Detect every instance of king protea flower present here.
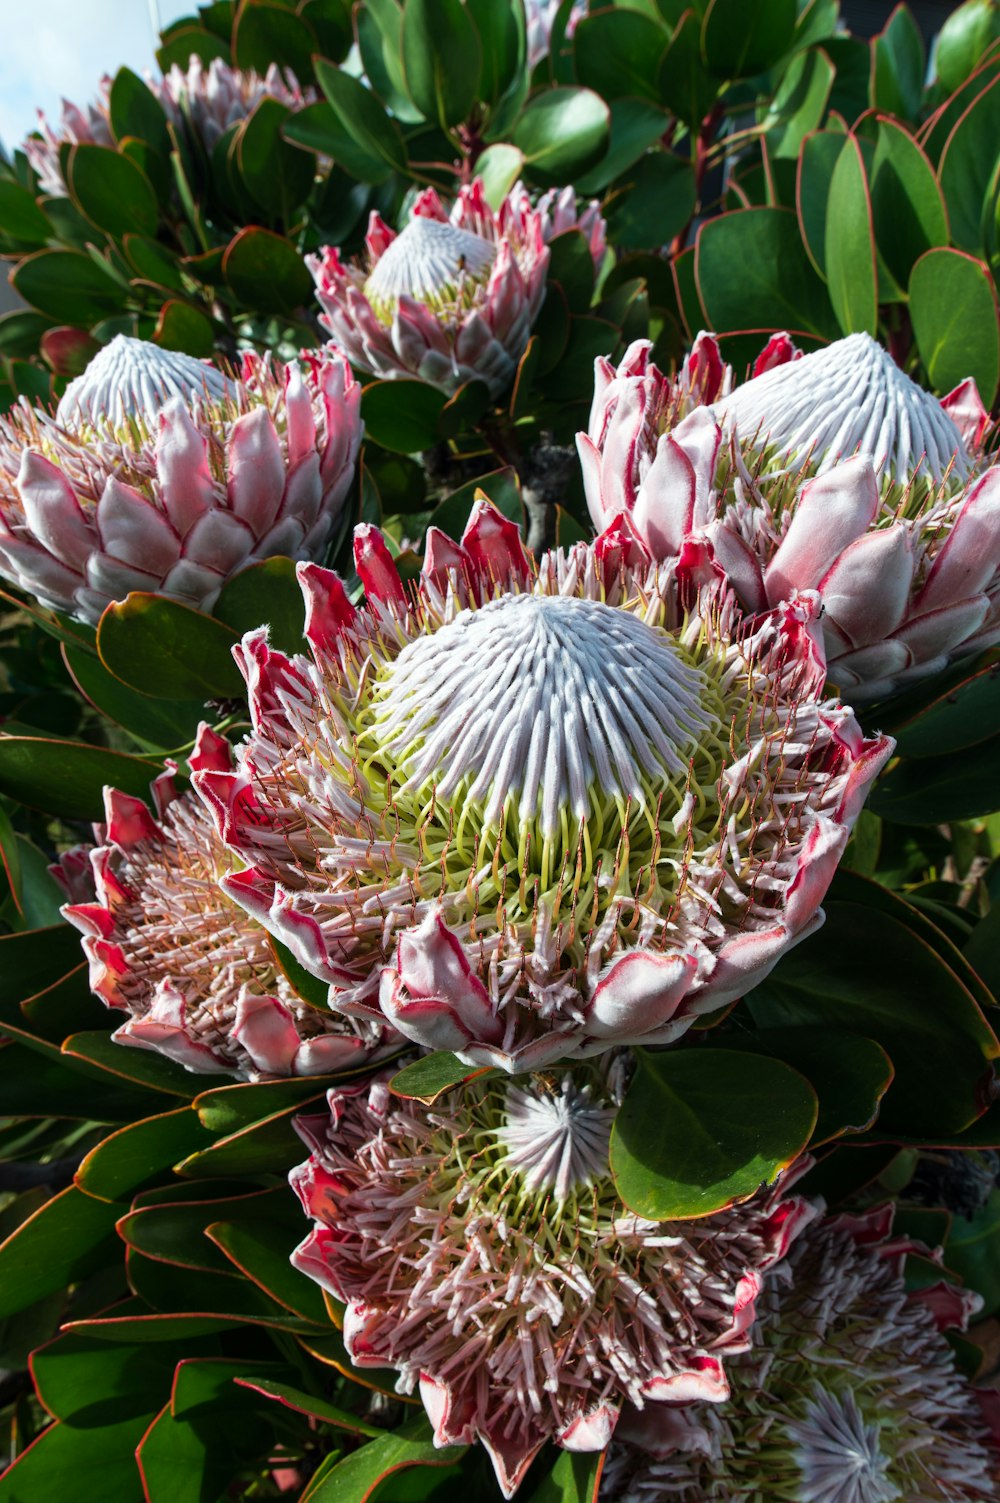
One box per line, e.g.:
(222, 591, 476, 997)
(580, 336, 1000, 702)
(58, 725, 393, 1078)
(192, 500, 891, 1072)
(289, 1066, 818, 1496)
(22, 77, 115, 196)
(308, 180, 551, 397)
(156, 55, 316, 152)
(605, 1207, 1000, 1501)
(0, 337, 361, 624)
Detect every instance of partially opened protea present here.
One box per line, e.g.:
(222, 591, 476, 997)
(604, 1208, 1000, 1500)
(0, 337, 362, 624)
(22, 78, 115, 195)
(579, 336, 1000, 701)
(58, 726, 393, 1079)
(307, 180, 551, 396)
(157, 55, 316, 151)
(290, 1065, 818, 1496)
(193, 501, 891, 1071)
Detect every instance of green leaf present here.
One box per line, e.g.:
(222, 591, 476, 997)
(401, 0, 482, 127)
(177, 1101, 321, 1178)
(77, 1108, 216, 1202)
(573, 8, 669, 101)
(109, 67, 171, 156)
(269, 935, 330, 1009)
(945, 1188, 1000, 1316)
(824, 134, 877, 335)
(475, 143, 526, 209)
(868, 116, 949, 294)
(528, 1450, 603, 1503)
(658, 10, 717, 131)
(604, 151, 696, 252)
(361, 379, 448, 453)
(0, 736, 159, 820)
(389, 1051, 499, 1104)
(97, 593, 242, 700)
(938, 70, 1000, 252)
(32, 1329, 206, 1424)
(796, 128, 846, 277)
(119, 1188, 289, 1275)
(747, 900, 1000, 1138)
(0, 1187, 121, 1319)
(695, 206, 838, 339)
(909, 246, 1000, 403)
(62, 642, 203, 751)
(725, 1026, 894, 1144)
(233, 1, 316, 78)
(428, 466, 524, 536)
(314, 60, 408, 176)
(193, 1073, 349, 1135)
(965, 905, 1000, 1002)
(12, 250, 128, 325)
(356, 0, 422, 124)
(512, 88, 611, 187)
(151, 298, 215, 357)
(233, 1376, 384, 1436)
(303, 1416, 466, 1502)
(465, 0, 523, 104)
(437, 378, 492, 439)
(0, 309, 56, 357)
(575, 99, 671, 196)
(701, 0, 796, 78)
(935, 0, 1000, 96)
(213, 556, 306, 655)
(870, 727, 1000, 824)
(885, 647, 1000, 758)
(0, 1417, 150, 1503)
(0, 180, 52, 244)
(62, 1029, 201, 1098)
(763, 45, 836, 161)
(136, 1401, 242, 1503)
(610, 1048, 818, 1219)
(871, 3, 925, 120)
(222, 226, 314, 316)
(66, 144, 158, 238)
(156, 24, 230, 72)
(206, 1219, 328, 1321)
(127, 1251, 314, 1330)
(237, 99, 315, 218)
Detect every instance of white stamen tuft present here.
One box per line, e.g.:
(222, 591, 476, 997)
(714, 332, 969, 483)
(364, 217, 496, 307)
(57, 334, 233, 426)
(372, 593, 715, 836)
(787, 1388, 900, 1503)
(496, 1077, 616, 1202)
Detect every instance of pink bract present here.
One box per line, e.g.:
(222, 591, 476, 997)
(289, 1067, 818, 1497)
(192, 499, 891, 1072)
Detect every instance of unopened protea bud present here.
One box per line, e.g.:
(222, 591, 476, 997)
(22, 78, 115, 196)
(604, 1208, 1000, 1501)
(290, 1066, 818, 1497)
(60, 726, 394, 1078)
(308, 180, 553, 397)
(156, 55, 316, 152)
(0, 336, 362, 624)
(192, 502, 891, 1072)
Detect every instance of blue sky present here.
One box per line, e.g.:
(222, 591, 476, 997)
(0, 0, 194, 155)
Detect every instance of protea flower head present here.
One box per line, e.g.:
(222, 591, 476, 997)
(579, 335, 1000, 702)
(58, 725, 393, 1078)
(713, 331, 974, 485)
(192, 501, 891, 1072)
(0, 337, 362, 624)
(156, 55, 316, 152)
(510, 181, 607, 272)
(289, 1065, 818, 1496)
(22, 77, 114, 196)
(307, 180, 550, 397)
(603, 1207, 1000, 1501)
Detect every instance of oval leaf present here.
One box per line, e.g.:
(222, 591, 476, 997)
(401, 0, 482, 127)
(909, 246, 1000, 402)
(97, 593, 243, 701)
(824, 133, 877, 335)
(512, 88, 610, 186)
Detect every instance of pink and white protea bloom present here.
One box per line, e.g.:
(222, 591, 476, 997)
(0, 337, 361, 624)
(510, 181, 606, 271)
(308, 180, 550, 397)
(22, 78, 114, 196)
(289, 1066, 818, 1497)
(713, 331, 974, 485)
(604, 1207, 1000, 1501)
(193, 501, 892, 1072)
(156, 55, 316, 152)
(58, 726, 393, 1079)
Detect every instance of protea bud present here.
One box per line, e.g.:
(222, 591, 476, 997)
(60, 726, 394, 1079)
(290, 1066, 818, 1497)
(157, 56, 316, 152)
(193, 503, 891, 1072)
(604, 1208, 1000, 1501)
(22, 78, 115, 196)
(0, 337, 362, 624)
(307, 180, 551, 397)
(714, 331, 973, 485)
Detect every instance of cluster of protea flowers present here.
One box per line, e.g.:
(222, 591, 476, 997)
(191, 499, 891, 1071)
(308, 178, 602, 396)
(602, 1207, 1000, 1500)
(290, 1065, 817, 1494)
(55, 725, 393, 1079)
(0, 335, 362, 623)
(579, 332, 1000, 701)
